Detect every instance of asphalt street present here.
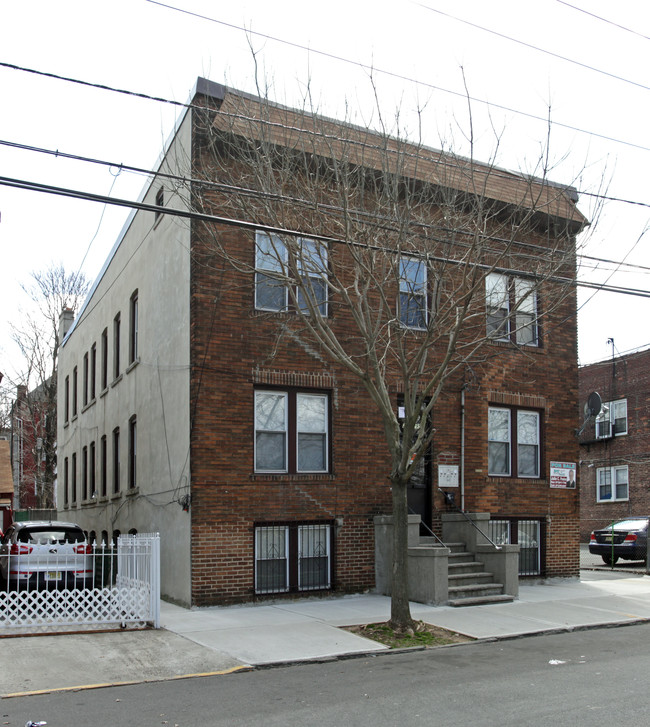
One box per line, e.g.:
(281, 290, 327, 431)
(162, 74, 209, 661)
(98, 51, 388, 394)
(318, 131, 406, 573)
(4, 622, 650, 727)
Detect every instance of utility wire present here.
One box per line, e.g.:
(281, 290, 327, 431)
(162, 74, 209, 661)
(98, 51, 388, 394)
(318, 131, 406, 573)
(5, 137, 650, 277)
(2, 171, 650, 299)
(556, 0, 650, 42)
(414, 1, 650, 93)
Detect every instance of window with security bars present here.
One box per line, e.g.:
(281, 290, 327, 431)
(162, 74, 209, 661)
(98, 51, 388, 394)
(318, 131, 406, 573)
(488, 517, 543, 576)
(254, 523, 332, 594)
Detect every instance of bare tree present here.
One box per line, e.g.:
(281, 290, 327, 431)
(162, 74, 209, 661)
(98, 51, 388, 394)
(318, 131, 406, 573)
(187, 83, 590, 631)
(9, 265, 89, 509)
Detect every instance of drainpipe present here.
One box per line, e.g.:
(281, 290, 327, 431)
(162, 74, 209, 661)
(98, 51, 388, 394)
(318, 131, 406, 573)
(460, 385, 466, 512)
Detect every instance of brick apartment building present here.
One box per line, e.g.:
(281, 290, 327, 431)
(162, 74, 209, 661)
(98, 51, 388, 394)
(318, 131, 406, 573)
(579, 347, 650, 541)
(57, 78, 586, 607)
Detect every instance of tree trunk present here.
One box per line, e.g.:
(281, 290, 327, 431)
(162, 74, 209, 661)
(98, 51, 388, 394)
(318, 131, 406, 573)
(389, 474, 415, 632)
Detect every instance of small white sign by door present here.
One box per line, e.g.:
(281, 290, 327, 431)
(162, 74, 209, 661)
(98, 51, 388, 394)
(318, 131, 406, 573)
(438, 464, 459, 487)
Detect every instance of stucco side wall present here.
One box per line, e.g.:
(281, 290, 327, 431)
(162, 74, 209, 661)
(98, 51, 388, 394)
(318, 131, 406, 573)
(57, 111, 193, 605)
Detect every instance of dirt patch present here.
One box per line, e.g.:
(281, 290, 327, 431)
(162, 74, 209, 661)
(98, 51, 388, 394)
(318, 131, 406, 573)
(343, 621, 473, 649)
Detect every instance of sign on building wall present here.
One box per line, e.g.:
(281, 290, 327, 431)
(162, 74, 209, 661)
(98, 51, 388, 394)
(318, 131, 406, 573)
(550, 461, 577, 489)
(438, 464, 459, 488)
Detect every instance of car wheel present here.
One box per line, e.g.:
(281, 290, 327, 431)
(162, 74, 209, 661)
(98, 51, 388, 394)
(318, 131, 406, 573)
(602, 554, 619, 566)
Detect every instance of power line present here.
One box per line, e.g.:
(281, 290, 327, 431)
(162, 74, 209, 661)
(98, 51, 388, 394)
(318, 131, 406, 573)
(414, 2, 650, 93)
(2, 171, 650, 299)
(556, 1, 650, 42)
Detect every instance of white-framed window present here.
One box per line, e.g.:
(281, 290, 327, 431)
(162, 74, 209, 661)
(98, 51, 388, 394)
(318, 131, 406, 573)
(254, 390, 329, 473)
(597, 465, 629, 502)
(488, 406, 540, 478)
(254, 523, 332, 594)
(399, 256, 427, 329)
(486, 273, 539, 346)
(486, 273, 510, 340)
(596, 399, 627, 439)
(255, 231, 328, 315)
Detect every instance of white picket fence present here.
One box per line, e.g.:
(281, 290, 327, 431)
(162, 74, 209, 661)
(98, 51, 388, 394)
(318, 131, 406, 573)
(0, 533, 160, 632)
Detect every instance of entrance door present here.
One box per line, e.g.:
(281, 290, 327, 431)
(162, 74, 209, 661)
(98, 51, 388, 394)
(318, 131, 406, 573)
(407, 448, 432, 531)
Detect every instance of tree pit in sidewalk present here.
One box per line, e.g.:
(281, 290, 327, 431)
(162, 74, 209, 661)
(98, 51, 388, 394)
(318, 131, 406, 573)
(343, 620, 473, 649)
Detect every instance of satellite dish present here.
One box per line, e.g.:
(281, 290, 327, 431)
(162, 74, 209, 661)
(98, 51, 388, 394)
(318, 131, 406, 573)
(585, 392, 602, 418)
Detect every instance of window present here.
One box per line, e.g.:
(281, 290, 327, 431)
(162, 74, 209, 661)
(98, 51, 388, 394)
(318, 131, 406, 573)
(82, 446, 88, 501)
(64, 375, 70, 423)
(101, 328, 108, 391)
(155, 186, 164, 224)
(128, 416, 137, 489)
(488, 518, 543, 576)
(72, 366, 78, 416)
(71, 452, 77, 504)
(83, 352, 89, 407)
(488, 406, 540, 478)
(100, 435, 107, 498)
(112, 427, 120, 494)
(596, 399, 627, 439)
(399, 256, 427, 329)
(486, 273, 539, 346)
(254, 390, 329, 473)
(254, 523, 332, 594)
(89, 440, 96, 499)
(129, 291, 139, 364)
(64, 456, 69, 507)
(255, 231, 328, 314)
(90, 343, 97, 400)
(113, 314, 121, 379)
(597, 465, 629, 502)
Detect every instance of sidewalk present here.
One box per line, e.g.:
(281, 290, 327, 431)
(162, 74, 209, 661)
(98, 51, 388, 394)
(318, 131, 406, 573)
(3, 569, 650, 697)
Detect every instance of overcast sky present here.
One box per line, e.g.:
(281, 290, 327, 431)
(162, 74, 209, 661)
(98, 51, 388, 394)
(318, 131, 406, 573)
(1, 0, 649, 386)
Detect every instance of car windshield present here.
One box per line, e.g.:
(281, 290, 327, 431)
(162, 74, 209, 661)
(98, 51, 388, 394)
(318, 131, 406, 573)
(18, 527, 85, 544)
(602, 519, 648, 532)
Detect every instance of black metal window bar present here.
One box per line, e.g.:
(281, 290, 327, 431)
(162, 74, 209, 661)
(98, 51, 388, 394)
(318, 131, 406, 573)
(487, 518, 543, 576)
(255, 522, 332, 595)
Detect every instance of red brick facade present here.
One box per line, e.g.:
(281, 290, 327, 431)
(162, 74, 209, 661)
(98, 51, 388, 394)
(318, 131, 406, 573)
(579, 348, 650, 541)
(178, 82, 585, 605)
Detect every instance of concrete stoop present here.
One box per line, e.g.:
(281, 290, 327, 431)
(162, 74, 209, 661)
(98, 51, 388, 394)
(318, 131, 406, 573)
(445, 541, 514, 607)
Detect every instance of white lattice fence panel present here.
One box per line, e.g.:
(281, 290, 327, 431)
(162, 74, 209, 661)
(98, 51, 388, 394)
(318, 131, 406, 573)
(0, 585, 152, 628)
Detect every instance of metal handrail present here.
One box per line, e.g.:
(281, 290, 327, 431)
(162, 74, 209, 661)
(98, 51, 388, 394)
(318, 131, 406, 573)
(408, 508, 446, 546)
(438, 489, 502, 550)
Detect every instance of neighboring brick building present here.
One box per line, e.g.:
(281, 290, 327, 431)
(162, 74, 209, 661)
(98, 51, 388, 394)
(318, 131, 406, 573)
(579, 347, 650, 541)
(57, 78, 586, 607)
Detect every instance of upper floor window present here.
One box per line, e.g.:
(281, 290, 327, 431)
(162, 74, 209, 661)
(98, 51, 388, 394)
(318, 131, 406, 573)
(399, 256, 427, 329)
(83, 352, 89, 407)
(488, 406, 541, 478)
(101, 328, 108, 391)
(486, 273, 539, 346)
(90, 343, 97, 400)
(112, 427, 120, 494)
(255, 231, 328, 315)
(596, 399, 627, 439)
(597, 465, 628, 502)
(254, 389, 329, 473)
(155, 186, 164, 225)
(113, 313, 121, 379)
(72, 366, 78, 417)
(64, 375, 70, 423)
(129, 291, 139, 364)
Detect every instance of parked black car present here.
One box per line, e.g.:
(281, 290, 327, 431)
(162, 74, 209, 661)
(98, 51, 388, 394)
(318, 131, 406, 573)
(589, 517, 649, 565)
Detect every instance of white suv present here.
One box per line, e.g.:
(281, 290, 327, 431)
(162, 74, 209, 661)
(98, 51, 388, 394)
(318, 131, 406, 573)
(0, 521, 93, 591)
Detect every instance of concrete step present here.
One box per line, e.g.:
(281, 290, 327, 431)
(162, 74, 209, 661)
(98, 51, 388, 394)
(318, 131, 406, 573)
(447, 552, 478, 565)
(448, 583, 505, 599)
(448, 560, 485, 572)
(448, 571, 495, 587)
(448, 594, 515, 607)
(443, 542, 467, 554)
(418, 536, 445, 547)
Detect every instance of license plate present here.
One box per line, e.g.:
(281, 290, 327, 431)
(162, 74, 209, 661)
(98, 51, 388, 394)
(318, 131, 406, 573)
(45, 571, 62, 581)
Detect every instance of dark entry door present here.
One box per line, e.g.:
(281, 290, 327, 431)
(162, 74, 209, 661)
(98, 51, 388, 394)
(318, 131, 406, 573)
(407, 449, 432, 530)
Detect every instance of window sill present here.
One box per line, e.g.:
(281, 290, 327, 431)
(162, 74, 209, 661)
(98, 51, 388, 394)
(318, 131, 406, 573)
(111, 374, 123, 388)
(126, 359, 140, 375)
(487, 476, 547, 485)
(100, 387, 109, 398)
(110, 491, 122, 500)
(81, 399, 96, 414)
(250, 473, 336, 482)
(126, 486, 139, 497)
(488, 339, 544, 353)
